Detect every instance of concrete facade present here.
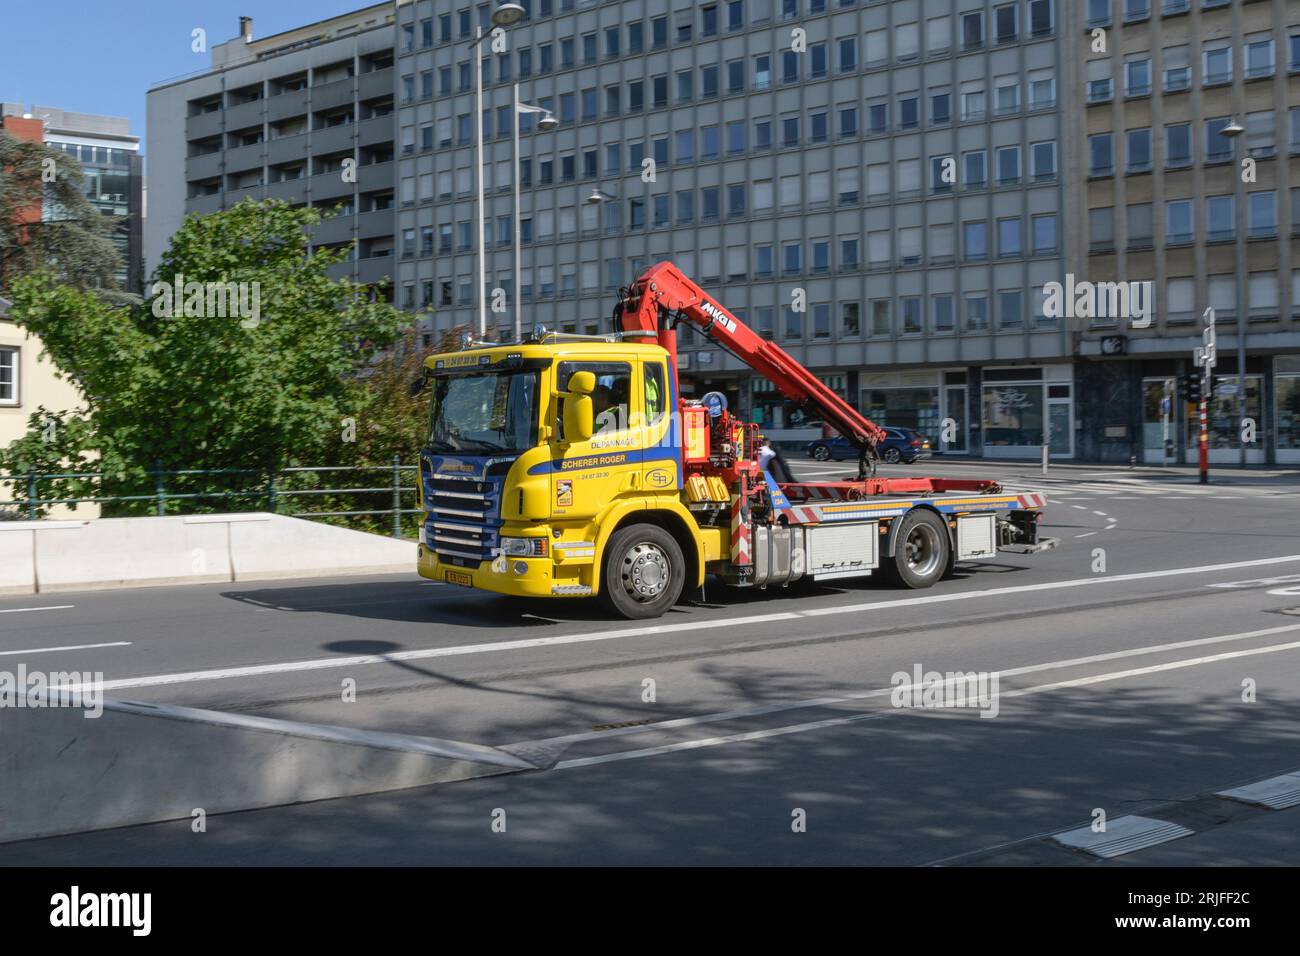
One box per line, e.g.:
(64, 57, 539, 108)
(145, 6, 399, 288)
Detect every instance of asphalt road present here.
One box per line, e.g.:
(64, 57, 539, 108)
(4, 460, 1300, 865)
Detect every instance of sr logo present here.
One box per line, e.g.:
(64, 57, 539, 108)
(646, 468, 674, 488)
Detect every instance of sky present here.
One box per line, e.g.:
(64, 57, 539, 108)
(0, 0, 373, 153)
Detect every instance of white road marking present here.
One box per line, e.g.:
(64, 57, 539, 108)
(1074, 532, 1097, 539)
(66, 612, 804, 693)
(0, 640, 130, 657)
(0, 605, 75, 615)
(551, 636, 1300, 770)
(60, 553, 1300, 693)
(527, 621, 1300, 749)
(800, 554, 1300, 618)
(554, 713, 893, 769)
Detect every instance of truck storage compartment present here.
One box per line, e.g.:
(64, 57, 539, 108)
(956, 513, 997, 560)
(804, 522, 879, 580)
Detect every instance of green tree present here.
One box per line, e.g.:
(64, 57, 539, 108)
(0, 130, 122, 293)
(0, 199, 407, 515)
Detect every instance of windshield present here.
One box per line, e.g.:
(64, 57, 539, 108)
(427, 370, 539, 455)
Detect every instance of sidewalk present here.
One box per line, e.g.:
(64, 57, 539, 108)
(912, 456, 1300, 484)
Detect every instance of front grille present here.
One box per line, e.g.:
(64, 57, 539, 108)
(421, 457, 503, 565)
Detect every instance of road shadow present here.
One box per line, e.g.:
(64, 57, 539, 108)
(6, 680, 1300, 866)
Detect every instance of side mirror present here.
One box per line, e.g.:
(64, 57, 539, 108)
(559, 369, 596, 443)
(563, 395, 594, 443)
(409, 371, 428, 397)
(566, 370, 596, 395)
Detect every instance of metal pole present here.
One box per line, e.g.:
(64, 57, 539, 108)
(1236, 201, 1247, 470)
(391, 455, 403, 538)
(1040, 443, 1049, 477)
(26, 471, 37, 520)
(154, 459, 166, 516)
(512, 82, 522, 342)
(1199, 373, 1209, 485)
(475, 25, 487, 336)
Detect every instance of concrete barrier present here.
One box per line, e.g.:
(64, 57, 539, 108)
(0, 513, 416, 595)
(0, 693, 537, 844)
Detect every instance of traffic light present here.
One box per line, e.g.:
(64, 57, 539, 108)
(1183, 373, 1201, 405)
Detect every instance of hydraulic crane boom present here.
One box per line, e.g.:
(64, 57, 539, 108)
(616, 261, 889, 460)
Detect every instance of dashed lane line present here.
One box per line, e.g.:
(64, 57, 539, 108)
(0, 640, 131, 657)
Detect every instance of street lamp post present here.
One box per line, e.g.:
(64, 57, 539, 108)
(1220, 116, 1246, 468)
(470, 4, 526, 338)
(474, 24, 486, 336)
(512, 88, 556, 341)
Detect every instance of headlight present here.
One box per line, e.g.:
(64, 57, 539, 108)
(500, 536, 549, 557)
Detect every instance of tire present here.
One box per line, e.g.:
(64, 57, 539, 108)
(881, 447, 902, 464)
(811, 444, 831, 461)
(882, 509, 950, 590)
(597, 524, 686, 619)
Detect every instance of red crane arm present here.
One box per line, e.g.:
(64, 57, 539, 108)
(617, 261, 888, 450)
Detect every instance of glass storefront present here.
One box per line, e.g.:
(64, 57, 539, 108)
(1184, 374, 1264, 464)
(1277, 357, 1300, 464)
(863, 387, 940, 439)
(980, 366, 1074, 458)
(1141, 377, 1177, 464)
(860, 371, 966, 450)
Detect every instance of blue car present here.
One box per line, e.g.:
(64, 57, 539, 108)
(806, 427, 933, 464)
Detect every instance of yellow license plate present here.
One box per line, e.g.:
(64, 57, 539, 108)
(445, 570, 473, 588)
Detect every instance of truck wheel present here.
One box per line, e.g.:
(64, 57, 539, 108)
(598, 524, 686, 619)
(883, 510, 950, 589)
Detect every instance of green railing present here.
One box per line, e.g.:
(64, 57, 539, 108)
(0, 457, 422, 538)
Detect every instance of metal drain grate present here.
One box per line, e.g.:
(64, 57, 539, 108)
(1052, 815, 1194, 859)
(1217, 771, 1300, 810)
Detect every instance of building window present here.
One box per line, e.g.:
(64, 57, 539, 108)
(1163, 45, 1190, 91)
(1207, 195, 1234, 242)
(1166, 200, 1193, 245)
(871, 300, 892, 335)
(1088, 133, 1113, 176)
(963, 221, 988, 261)
(1203, 45, 1232, 86)
(1165, 123, 1191, 167)
(933, 295, 954, 332)
(1125, 58, 1151, 96)
(1245, 35, 1274, 79)
(1248, 191, 1277, 239)
(998, 217, 1022, 257)
(1031, 141, 1057, 180)
(0, 346, 17, 405)
(998, 290, 1024, 329)
(1205, 117, 1235, 163)
(1126, 128, 1152, 172)
(996, 146, 1020, 185)
(1032, 213, 1057, 254)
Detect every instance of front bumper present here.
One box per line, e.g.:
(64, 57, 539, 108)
(418, 544, 593, 598)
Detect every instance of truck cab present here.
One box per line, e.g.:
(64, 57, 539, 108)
(417, 337, 723, 617)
